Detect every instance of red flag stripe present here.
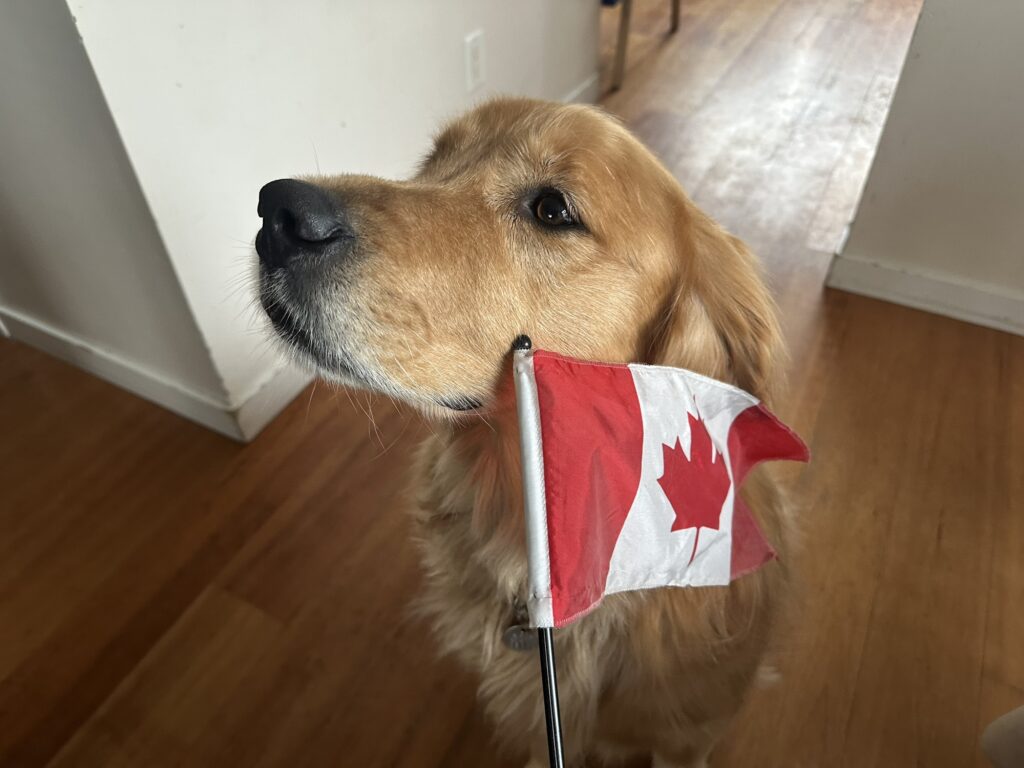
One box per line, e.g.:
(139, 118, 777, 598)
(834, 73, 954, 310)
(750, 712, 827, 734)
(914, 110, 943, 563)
(532, 351, 645, 627)
(726, 404, 810, 578)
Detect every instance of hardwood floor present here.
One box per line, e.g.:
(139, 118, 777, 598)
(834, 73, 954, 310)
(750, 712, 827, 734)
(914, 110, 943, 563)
(4, 0, 1021, 766)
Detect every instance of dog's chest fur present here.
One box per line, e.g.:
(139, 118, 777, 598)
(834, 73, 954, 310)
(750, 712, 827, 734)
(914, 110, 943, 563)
(409, 423, 618, 750)
(411, 423, 541, 669)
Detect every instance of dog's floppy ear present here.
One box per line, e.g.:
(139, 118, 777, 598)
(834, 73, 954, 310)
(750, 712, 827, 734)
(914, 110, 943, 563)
(645, 198, 782, 403)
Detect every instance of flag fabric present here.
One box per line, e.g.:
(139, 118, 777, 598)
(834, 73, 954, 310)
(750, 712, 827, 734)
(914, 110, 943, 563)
(513, 349, 809, 629)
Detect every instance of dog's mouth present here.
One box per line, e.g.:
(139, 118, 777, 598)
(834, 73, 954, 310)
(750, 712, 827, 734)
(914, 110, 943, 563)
(259, 281, 487, 416)
(260, 292, 315, 354)
(258, 285, 360, 383)
(437, 395, 485, 412)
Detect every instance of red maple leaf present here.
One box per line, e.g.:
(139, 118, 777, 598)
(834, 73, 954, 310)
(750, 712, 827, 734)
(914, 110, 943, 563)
(657, 412, 732, 565)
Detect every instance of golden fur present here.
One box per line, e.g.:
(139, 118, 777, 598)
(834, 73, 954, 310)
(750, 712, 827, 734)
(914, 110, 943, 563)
(259, 98, 792, 767)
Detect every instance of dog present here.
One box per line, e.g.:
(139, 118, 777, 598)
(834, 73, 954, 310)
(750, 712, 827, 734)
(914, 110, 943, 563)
(255, 97, 791, 767)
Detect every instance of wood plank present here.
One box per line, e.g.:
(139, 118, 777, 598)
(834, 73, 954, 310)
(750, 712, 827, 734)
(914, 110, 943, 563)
(972, 338, 1024, 767)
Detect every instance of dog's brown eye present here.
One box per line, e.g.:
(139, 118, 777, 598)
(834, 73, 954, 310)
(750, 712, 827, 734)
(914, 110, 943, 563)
(533, 193, 572, 227)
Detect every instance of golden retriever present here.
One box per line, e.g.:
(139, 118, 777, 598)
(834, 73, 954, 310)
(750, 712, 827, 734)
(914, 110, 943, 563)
(255, 97, 790, 767)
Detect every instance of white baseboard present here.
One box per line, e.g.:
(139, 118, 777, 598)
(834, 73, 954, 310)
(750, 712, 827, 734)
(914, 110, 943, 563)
(826, 255, 1024, 336)
(0, 306, 312, 441)
(234, 362, 313, 441)
(563, 71, 601, 104)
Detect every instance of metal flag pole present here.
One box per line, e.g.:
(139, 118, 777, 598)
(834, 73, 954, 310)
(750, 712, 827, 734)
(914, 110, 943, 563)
(510, 334, 566, 768)
(537, 626, 566, 768)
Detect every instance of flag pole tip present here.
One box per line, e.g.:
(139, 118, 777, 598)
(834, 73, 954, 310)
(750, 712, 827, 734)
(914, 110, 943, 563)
(511, 334, 533, 352)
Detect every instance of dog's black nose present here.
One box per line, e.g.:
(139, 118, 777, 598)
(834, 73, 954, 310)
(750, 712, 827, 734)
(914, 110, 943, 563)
(256, 179, 350, 270)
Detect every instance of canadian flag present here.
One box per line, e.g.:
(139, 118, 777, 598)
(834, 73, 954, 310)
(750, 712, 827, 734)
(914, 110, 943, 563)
(513, 349, 809, 628)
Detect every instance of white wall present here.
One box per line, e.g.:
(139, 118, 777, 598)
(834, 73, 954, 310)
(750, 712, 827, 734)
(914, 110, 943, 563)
(0, 0, 600, 439)
(0, 0, 230, 423)
(68, 0, 600, 419)
(828, 0, 1024, 335)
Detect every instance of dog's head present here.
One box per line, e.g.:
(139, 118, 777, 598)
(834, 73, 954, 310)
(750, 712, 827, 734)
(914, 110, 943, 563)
(255, 98, 780, 416)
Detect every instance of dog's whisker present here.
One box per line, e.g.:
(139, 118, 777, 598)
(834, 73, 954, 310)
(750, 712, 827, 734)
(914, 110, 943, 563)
(303, 377, 319, 426)
(363, 391, 387, 450)
(370, 410, 411, 460)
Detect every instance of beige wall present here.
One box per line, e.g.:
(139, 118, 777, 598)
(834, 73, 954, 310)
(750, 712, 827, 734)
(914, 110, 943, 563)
(828, 0, 1024, 335)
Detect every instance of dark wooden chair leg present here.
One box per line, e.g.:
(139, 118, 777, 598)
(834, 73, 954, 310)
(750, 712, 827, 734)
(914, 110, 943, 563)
(612, 0, 633, 91)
